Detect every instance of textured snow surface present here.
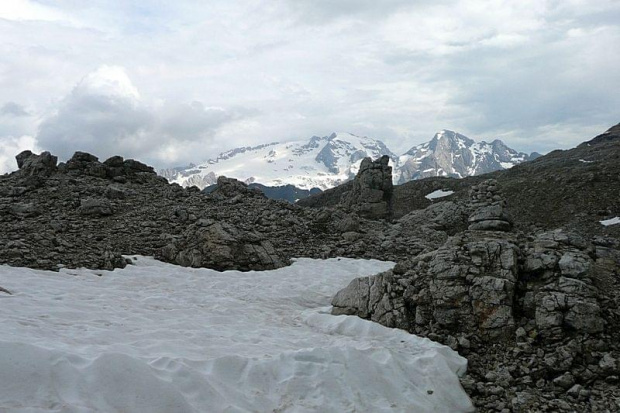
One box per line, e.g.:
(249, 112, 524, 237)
(425, 189, 455, 200)
(0, 257, 473, 413)
(600, 217, 620, 226)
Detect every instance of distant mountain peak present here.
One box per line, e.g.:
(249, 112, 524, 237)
(159, 130, 534, 190)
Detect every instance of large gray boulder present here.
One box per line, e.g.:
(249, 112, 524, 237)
(159, 220, 287, 271)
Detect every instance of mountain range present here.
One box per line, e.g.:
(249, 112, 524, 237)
(159, 130, 541, 190)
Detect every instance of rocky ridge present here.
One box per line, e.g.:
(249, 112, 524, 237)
(0, 150, 441, 273)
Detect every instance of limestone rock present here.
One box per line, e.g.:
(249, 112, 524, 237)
(159, 221, 287, 271)
(341, 155, 393, 219)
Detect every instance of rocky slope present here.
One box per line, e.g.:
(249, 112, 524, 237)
(0, 150, 439, 272)
(159, 130, 535, 190)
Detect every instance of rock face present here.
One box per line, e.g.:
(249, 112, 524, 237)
(332, 179, 609, 343)
(15, 150, 58, 177)
(396, 130, 539, 183)
(160, 220, 286, 271)
(341, 155, 393, 219)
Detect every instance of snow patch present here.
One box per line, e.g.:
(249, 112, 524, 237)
(0, 257, 473, 413)
(600, 217, 620, 226)
(425, 189, 455, 200)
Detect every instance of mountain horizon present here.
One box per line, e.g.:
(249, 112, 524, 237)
(159, 129, 541, 190)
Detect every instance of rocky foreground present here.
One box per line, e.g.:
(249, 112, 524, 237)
(1, 124, 619, 412)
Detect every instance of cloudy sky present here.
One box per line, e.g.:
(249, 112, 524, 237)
(0, 0, 619, 172)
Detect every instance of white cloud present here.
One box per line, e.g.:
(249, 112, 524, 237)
(0, 0, 618, 168)
(0, 0, 68, 22)
(36, 66, 254, 166)
(0, 135, 39, 173)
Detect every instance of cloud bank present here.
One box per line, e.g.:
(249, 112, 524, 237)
(0, 0, 618, 173)
(36, 66, 254, 166)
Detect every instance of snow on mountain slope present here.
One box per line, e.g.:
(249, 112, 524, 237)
(395, 130, 539, 184)
(160, 132, 397, 191)
(159, 130, 537, 190)
(0, 256, 474, 412)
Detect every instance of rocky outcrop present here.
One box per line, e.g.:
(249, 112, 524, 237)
(332, 226, 619, 411)
(208, 176, 265, 200)
(159, 220, 287, 271)
(15, 150, 58, 177)
(341, 155, 393, 219)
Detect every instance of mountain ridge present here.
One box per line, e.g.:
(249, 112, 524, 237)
(159, 130, 540, 190)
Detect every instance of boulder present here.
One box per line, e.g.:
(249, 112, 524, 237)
(15, 150, 58, 177)
(209, 176, 265, 200)
(158, 221, 287, 271)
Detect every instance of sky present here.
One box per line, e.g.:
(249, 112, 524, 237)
(0, 0, 619, 173)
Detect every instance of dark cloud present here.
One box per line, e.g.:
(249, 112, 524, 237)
(0, 102, 30, 117)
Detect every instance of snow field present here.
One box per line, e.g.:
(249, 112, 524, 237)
(0, 257, 473, 412)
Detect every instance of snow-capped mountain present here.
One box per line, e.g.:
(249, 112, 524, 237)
(394, 130, 541, 184)
(160, 130, 539, 190)
(160, 132, 397, 190)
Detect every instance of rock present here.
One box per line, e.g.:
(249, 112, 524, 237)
(10, 202, 40, 217)
(558, 252, 590, 278)
(553, 372, 575, 389)
(123, 159, 155, 174)
(334, 214, 360, 233)
(468, 205, 513, 232)
(209, 176, 265, 200)
(158, 221, 287, 271)
(599, 353, 618, 374)
(468, 219, 512, 231)
(511, 391, 537, 412)
(341, 155, 393, 219)
(79, 198, 114, 216)
(104, 185, 127, 200)
(566, 384, 583, 398)
(15, 150, 58, 177)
